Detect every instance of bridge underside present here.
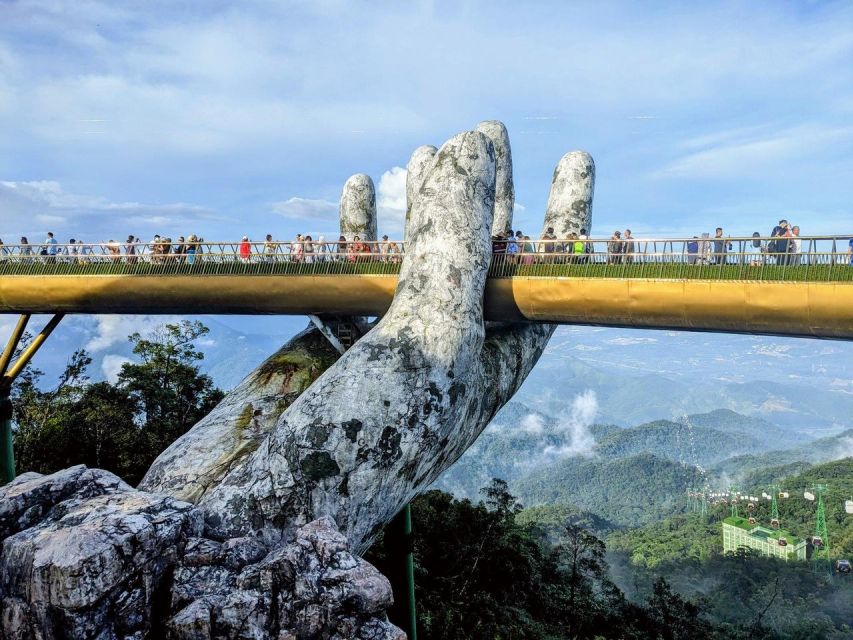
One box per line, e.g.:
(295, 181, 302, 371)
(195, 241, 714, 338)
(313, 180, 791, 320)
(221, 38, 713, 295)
(1, 275, 851, 339)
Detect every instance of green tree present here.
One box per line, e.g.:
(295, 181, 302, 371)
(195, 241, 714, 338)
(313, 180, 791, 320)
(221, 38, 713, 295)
(117, 321, 224, 468)
(12, 347, 92, 474)
(12, 320, 224, 485)
(646, 576, 713, 640)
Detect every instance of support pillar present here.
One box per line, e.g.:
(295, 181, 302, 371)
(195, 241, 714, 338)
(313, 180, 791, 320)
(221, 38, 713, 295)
(0, 313, 64, 485)
(388, 504, 417, 640)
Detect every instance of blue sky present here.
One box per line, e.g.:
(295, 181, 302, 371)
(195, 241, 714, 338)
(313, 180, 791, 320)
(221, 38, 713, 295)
(1, 0, 852, 393)
(2, 0, 852, 245)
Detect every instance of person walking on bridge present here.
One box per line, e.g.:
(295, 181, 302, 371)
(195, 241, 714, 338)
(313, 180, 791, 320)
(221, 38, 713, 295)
(789, 226, 802, 266)
(712, 227, 731, 265)
(263, 234, 276, 263)
(623, 229, 636, 264)
(43, 232, 58, 262)
(239, 236, 251, 262)
(607, 231, 623, 264)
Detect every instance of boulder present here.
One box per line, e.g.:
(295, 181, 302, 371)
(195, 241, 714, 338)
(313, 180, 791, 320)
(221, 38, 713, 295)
(0, 469, 403, 640)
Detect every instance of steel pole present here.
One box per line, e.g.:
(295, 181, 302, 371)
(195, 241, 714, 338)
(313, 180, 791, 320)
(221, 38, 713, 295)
(0, 392, 14, 485)
(389, 503, 417, 639)
(403, 503, 417, 640)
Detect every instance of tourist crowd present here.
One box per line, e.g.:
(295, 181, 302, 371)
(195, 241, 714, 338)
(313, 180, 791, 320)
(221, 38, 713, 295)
(1, 221, 851, 265)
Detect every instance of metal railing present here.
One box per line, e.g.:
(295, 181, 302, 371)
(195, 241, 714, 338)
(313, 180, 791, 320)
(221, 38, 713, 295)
(0, 236, 850, 281)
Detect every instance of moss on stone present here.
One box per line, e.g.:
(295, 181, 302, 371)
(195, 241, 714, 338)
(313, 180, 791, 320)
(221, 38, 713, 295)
(235, 403, 254, 432)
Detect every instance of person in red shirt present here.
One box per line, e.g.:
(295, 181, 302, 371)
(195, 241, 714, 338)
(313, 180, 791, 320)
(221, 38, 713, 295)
(239, 236, 251, 262)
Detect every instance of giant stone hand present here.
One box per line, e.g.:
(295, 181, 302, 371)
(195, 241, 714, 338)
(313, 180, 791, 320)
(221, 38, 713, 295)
(0, 121, 595, 639)
(163, 125, 595, 553)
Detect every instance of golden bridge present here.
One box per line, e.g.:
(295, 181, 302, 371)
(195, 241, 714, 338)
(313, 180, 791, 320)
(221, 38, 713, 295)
(1, 235, 852, 483)
(1, 236, 851, 339)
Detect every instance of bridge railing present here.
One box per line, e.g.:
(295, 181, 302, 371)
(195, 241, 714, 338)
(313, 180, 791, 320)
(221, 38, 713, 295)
(0, 237, 850, 281)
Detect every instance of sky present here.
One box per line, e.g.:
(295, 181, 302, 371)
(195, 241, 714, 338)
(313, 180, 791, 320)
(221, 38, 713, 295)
(1, 0, 852, 395)
(1, 0, 852, 246)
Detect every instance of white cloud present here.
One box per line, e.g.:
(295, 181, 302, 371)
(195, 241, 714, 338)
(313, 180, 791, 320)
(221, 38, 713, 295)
(751, 344, 793, 358)
(377, 166, 407, 235)
(542, 390, 598, 458)
(519, 414, 545, 436)
(85, 315, 180, 352)
(0, 180, 219, 239)
(101, 354, 132, 383)
(606, 336, 659, 345)
(657, 124, 853, 180)
(272, 197, 338, 221)
(833, 436, 853, 460)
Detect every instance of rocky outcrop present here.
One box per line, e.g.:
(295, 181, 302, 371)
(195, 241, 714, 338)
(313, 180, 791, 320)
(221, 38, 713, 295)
(0, 467, 403, 640)
(475, 120, 514, 235)
(339, 174, 377, 242)
(168, 517, 403, 640)
(0, 466, 199, 640)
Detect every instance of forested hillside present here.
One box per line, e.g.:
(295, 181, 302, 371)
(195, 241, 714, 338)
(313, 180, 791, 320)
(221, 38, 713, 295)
(710, 429, 853, 481)
(515, 453, 698, 527)
(594, 419, 765, 466)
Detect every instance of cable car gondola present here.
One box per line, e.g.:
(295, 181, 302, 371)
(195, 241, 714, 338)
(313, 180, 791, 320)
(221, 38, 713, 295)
(747, 502, 756, 512)
(836, 560, 851, 574)
(748, 517, 756, 525)
(778, 538, 788, 547)
(812, 536, 823, 548)
(770, 518, 780, 528)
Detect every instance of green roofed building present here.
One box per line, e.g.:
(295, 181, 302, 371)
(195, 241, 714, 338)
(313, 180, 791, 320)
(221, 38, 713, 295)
(722, 516, 807, 561)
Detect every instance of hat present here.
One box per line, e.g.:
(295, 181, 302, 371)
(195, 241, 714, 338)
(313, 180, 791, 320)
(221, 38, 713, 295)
(242, 235, 248, 240)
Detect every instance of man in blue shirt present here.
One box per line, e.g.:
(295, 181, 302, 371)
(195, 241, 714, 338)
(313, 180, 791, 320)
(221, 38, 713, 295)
(44, 232, 58, 262)
(848, 237, 853, 265)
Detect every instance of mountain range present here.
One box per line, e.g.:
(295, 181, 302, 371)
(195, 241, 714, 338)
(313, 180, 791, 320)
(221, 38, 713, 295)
(14, 317, 853, 436)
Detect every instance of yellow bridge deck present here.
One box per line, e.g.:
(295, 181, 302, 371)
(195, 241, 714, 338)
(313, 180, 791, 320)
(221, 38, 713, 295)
(1, 272, 851, 339)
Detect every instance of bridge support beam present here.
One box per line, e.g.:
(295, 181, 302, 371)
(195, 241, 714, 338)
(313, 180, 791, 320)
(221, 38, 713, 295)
(307, 315, 348, 355)
(0, 313, 64, 484)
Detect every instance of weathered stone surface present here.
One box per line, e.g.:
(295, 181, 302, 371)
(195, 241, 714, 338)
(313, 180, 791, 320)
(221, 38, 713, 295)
(339, 174, 377, 242)
(195, 131, 501, 550)
(167, 517, 402, 640)
(404, 144, 437, 238)
(475, 120, 514, 235)
(543, 150, 595, 237)
(193, 128, 596, 555)
(0, 469, 403, 640)
(0, 466, 199, 640)
(141, 327, 339, 503)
